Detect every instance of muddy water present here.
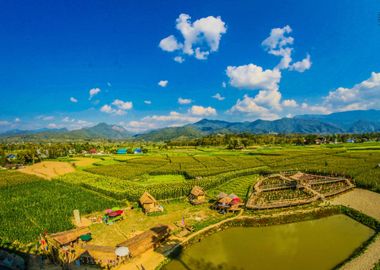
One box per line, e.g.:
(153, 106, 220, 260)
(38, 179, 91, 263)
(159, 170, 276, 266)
(163, 215, 374, 270)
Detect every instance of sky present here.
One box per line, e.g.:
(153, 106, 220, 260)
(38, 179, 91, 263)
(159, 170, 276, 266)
(0, 0, 379, 133)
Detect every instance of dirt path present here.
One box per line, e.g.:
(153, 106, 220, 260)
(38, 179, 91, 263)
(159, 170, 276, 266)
(330, 189, 380, 221)
(330, 189, 380, 270)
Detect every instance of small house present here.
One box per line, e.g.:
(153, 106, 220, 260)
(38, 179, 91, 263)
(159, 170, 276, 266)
(6, 154, 16, 161)
(346, 138, 355, 143)
(133, 148, 142, 154)
(116, 148, 127, 155)
(139, 192, 163, 214)
(88, 148, 97, 154)
(188, 186, 206, 205)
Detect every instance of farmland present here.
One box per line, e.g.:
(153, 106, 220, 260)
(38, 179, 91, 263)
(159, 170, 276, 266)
(1, 143, 380, 254)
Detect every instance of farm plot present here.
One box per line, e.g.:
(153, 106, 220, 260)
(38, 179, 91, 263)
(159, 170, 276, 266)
(0, 171, 117, 248)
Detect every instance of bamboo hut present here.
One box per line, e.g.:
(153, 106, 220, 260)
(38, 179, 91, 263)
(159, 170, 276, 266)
(117, 225, 170, 257)
(44, 227, 91, 264)
(139, 192, 163, 214)
(188, 186, 206, 205)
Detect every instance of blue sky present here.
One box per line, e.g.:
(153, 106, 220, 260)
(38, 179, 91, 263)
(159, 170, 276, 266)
(0, 0, 379, 133)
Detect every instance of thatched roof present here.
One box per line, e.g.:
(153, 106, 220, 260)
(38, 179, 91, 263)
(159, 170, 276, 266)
(217, 192, 228, 199)
(139, 192, 157, 205)
(229, 193, 238, 199)
(48, 227, 90, 246)
(290, 172, 305, 180)
(117, 225, 170, 257)
(190, 186, 205, 196)
(80, 245, 117, 262)
(218, 196, 232, 204)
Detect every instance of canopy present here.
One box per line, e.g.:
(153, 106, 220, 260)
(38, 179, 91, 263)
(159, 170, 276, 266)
(108, 210, 123, 217)
(115, 246, 130, 257)
(80, 234, 92, 242)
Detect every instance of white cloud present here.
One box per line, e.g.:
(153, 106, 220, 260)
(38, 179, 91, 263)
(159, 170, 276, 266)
(159, 35, 182, 52)
(144, 100, 152, 105)
(60, 117, 93, 130)
(89, 88, 101, 100)
(40, 116, 54, 121)
(0, 120, 9, 126)
(222, 81, 227, 88)
(174, 56, 185, 63)
(70, 97, 78, 103)
(158, 80, 168, 87)
(212, 93, 225, 101)
(100, 99, 133, 116)
(100, 104, 113, 114)
(47, 123, 58, 129)
(159, 13, 227, 61)
(301, 103, 331, 114)
(121, 111, 200, 133)
(289, 54, 312, 72)
(228, 95, 280, 120)
(261, 25, 311, 72)
(322, 72, 380, 112)
(189, 105, 217, 116)
(226, 64, 281, 90)
(282, 99, 298, 108)
(14, 118, 21, 123)
(112, 99, 133, 110)
(178, 97, 192, 104)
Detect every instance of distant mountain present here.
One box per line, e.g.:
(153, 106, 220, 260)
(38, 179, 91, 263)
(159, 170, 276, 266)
(0, 123, 131, 140)
(2, 110, 380, 141)
(0, 127, 68, 137)
(136, 110, 380, 141)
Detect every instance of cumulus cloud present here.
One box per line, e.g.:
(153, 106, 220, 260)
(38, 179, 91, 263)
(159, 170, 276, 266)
(212, 93, 225, 101)
(89, 88, 101, 100)
(189, 105, 217, 116)
(228, 95, 279, 120)
(60, 117, 93, 130)
(14, 118, 21, 123)
(226, 64, 281, 90)
(38, 115, 55, 121)
(100, 99, 133, 115)
(158, 80, 168, 87)
(282, 99, 298, 108)
(226, 25, 313, 120)
(70, 97, 78, 103)
(0, 120, 10, 126)
(178, 97, 192, 104)
(159, 35, 182, 52)
(144, 100, 152, 105)
(112, 99, 133, 110)
(322, 72, 380, 112)
(159, 13, 227, 61)
(174, 56, 185, 63)
(261, 25, 311, 72)
(121, 111, 200, 133)
(289, 54, 312, 72)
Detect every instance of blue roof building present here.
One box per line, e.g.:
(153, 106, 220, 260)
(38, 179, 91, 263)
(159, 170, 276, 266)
(116, 148, 127, 154)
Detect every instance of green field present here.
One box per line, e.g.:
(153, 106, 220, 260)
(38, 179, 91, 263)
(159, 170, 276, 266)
(1, 143, 380, 250)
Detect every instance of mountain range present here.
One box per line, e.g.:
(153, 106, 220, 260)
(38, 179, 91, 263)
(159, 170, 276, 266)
(1, 110, 380, 141)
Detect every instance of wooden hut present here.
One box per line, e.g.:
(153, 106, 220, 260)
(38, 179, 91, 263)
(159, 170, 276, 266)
(45, 227, 91, 264)
(188, 186, 206, 205)
(117, 225, 170, 257)
(139, 192, 163, 214)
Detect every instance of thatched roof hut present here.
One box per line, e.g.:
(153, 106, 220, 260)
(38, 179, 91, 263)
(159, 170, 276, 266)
(217, 192, 228, 199)
(218, 196, 232, 204)
(47, 227, 90, 247)
(189, 186, 206, 205)
(139, 192, 162, 213)
(190, 186, 205, 197)
(117, 224, 170, 257)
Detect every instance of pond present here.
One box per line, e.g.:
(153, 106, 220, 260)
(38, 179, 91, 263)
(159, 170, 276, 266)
(163, 215, 374, 270)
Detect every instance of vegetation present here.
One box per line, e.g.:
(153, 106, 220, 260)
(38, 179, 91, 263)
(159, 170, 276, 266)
(0, 171, 117, 250)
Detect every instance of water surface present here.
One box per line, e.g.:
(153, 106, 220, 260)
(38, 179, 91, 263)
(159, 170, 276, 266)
(164, 215, 374, 270)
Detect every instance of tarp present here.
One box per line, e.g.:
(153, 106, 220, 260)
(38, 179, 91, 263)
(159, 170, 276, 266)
(115, 246, 130, 257)
(80, 234, 92, 241)
(108, 210, 123, 217)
